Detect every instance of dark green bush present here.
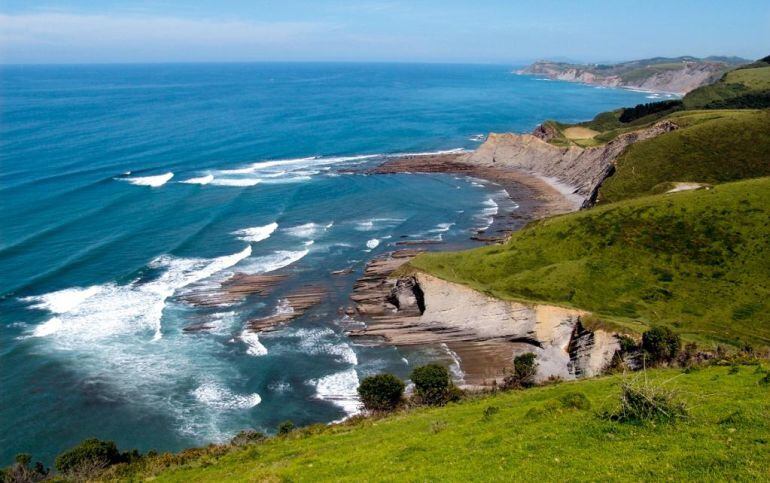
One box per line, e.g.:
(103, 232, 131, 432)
(502, 353, 538, 389)
(276, 420, 295, 436)
(411, 364, 452, 406)
(619, 100, 683, 123)
(641, 326, 681, 364)
(55, 438, 124, 475)
(357, 373, 405, 412)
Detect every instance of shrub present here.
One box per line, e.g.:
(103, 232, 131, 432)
(55, 438, 124, 475)
(276, 420, 295, 436)
(357, 374, 405, 412)
(605, 378, 687, 424)
(411, 364, 452, 406)
(617, 335, 638, 353)
(618, 100, 683, 123)
(230, 430, 266, 446)
(641, 326, 681, 365)
(1, 454, 48, 483)
(558, 391, 591, 410)
(502, 353, 538, 389)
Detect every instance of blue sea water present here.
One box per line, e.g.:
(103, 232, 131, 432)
(0, 63, 652, 464)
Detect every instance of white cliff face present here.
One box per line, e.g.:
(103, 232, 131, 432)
(464, 120, 679, 207)
(416, 273, 619, 382)
(518, 61, 729, 95)
(353, 271, 620, 384)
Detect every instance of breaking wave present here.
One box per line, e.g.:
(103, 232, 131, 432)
(121, 172, 174, 187)
(231, 222, 278, 243)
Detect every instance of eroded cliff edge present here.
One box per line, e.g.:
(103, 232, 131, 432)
(353, 118, 683, 385)
(349, 252, 619, 386)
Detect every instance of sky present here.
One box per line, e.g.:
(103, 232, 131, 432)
(1, 0, 768, 64)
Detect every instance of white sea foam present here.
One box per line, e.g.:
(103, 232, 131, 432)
(289, 327, 358, 365)
(192, 382, 261, 410)
(428, 222, 454, 233)
(388, 148, 467, 157)
(312, 368, 361, 416)
(122, 172, 174, 187)
(366, 238, 380, 249)
(231, 222, 278, 243)
(238, 249, 308, 274)
(474, 198, 499, 230)
(26, 245, 252, 342)
(210, 178, 261, 187)
(182, 174, 214, 185)
(284, 222, 331, 238)
(442, 343, 466, 385)
(240, 330, 268, 356)
(354, 217, 405, 232)
(469, 134, 485, 142)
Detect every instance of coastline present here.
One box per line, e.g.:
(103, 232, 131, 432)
(373, 152, 579, 223)
(349, 151, 585, 385)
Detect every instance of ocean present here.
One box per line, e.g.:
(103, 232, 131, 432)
(0, 62, 652, 463)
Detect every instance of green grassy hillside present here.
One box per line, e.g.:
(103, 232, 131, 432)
(597, 109, 770, 203)
(118, 367, 769, 481)
(683, 59, 770, 109)
(410, 178, 770, 347)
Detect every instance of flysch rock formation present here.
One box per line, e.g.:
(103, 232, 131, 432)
(518, 60, 730, 94)
(464, 120, 679, 208)
(348, 252, 619, 386)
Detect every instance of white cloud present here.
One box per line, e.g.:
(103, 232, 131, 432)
(0, 13, 338, 63)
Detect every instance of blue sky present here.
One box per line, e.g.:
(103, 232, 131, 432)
(1, 1, 768, 64)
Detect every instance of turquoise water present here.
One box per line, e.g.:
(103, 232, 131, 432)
(0, 63, 651, 464)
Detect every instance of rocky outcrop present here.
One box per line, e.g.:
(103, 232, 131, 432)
(349, 261, 620, 385)
(518, 58, 742, 94)
(465, 120, 679, 208)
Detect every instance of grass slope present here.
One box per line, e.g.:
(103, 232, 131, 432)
(598, 109, 770, 203)
(132, 367, 769, 481)
(683, 61, 770, 109)
(410, 178, 770, 347)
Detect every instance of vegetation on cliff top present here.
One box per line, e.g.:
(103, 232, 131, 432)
(410, 178, 770, 347)
(103, 366, 770, 481)
(597, 109, 770, 202)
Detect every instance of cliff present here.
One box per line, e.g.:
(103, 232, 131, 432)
(464, 119, 679, 207)
(519, 56, 748, 94)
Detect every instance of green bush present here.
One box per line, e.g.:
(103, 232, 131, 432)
(0, 454, 48, 482)
(641, 326, 681, 365)
(411, 364, 452, 406)
(606, 380, 687, 424)
(502, 353, 538, 389)
(276, 420, 295, 436)
(357, 374, 405, 412)
(55, 438, 124, 475)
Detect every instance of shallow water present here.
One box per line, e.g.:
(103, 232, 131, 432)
(0, 62, 651, 463)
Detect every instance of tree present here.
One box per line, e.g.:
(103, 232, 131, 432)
(642, 326, 681, 364)
(502, 353, 538, 389)
(55, 438, 123, 475)
(358, 374, 405, 412)
(411, 364, 452, 405)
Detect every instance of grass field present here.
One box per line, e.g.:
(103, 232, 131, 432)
(724, 66, 770, 90)
(118, 366, 770, 481)
(683, 62, 770, 109)
(598, 109, 770, 203)
(409, 178, 770, 347)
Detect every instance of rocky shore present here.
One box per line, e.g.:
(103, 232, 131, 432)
(350, 119, 678, 386)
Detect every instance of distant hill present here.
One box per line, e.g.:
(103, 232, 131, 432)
(518, 56, 750, 94)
